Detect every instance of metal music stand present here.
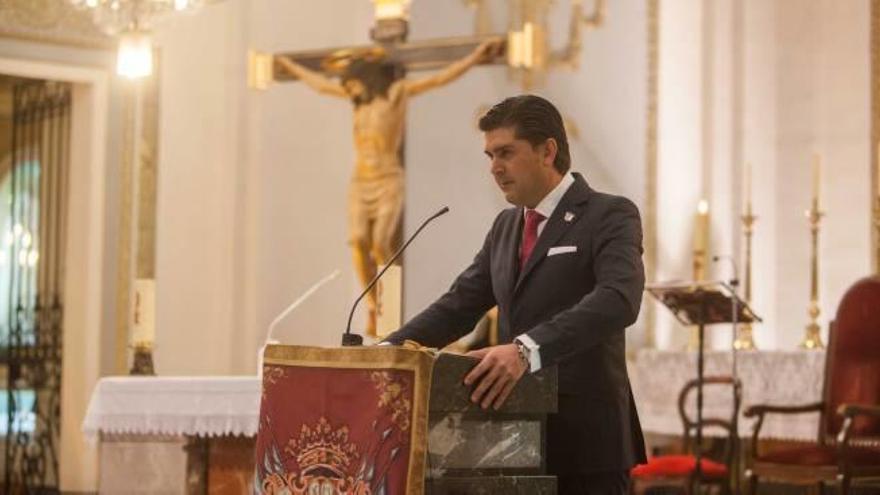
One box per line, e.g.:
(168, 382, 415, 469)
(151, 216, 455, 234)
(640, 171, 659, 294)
(646, 280, 762, 494)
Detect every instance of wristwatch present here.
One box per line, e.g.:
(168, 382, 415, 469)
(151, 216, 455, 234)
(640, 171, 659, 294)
(514, 339, 530, 370)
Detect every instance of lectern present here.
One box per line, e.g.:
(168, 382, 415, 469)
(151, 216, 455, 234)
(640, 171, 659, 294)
(254, 345, 557, 495)
(647, 280, 760, 493)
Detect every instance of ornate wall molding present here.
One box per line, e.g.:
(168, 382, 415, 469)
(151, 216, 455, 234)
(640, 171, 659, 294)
(643, 0, 659, 348)
(0, 0, 111, 49)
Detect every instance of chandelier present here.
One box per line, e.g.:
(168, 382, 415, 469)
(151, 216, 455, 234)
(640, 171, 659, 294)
(69, 0, 215, 78)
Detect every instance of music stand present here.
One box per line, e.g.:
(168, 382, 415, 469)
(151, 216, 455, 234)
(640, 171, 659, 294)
(646, 280, 762, 493)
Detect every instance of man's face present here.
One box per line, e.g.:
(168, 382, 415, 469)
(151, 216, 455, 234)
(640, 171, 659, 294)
(483, 126, 557, 208)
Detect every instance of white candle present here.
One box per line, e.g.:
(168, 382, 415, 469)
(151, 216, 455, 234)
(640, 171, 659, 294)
(131, 278, 156, 345)
(694, 199, 709, 252)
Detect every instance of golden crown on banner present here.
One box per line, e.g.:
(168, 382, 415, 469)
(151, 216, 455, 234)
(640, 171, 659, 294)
(285, 417, 361, 477)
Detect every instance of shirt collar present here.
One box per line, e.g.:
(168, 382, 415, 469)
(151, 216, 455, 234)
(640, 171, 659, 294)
(524, 172, 575, 220)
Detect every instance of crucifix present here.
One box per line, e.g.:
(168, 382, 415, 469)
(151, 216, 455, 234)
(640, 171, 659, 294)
(252, 2, 506, 338)
(248, 0, 604, 337)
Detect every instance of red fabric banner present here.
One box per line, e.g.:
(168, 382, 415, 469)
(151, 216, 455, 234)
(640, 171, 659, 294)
(255, 345, 433, 495)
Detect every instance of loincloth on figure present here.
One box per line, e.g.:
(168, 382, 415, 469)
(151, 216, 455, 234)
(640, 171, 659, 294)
(348, 170, 404, 248)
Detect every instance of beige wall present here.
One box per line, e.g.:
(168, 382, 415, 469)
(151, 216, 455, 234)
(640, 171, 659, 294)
(653, 0, 871, 350)
(153, 0, 247, 375)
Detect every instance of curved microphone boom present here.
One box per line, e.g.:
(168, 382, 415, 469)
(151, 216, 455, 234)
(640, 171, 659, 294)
(342, 206, 450, 346)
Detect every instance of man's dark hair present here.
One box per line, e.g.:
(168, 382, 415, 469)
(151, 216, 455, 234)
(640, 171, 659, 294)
(478, 94, 571, 174)
(341, 59, 404, 106)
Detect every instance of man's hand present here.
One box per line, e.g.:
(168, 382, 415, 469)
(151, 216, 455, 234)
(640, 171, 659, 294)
(464, 344, 526, 410)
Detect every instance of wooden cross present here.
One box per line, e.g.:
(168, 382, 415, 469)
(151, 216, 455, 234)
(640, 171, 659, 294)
(250, 15, 506, 338)
(270, 34, 506, 83)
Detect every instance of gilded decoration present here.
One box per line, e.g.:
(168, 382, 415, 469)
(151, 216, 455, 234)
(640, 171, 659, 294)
(643, 0, 659, 348)
(261, 365, 286, 400)
(0, 0, 110, 48)
(263, 417, 370, 494)
(371, 370, 413, 434)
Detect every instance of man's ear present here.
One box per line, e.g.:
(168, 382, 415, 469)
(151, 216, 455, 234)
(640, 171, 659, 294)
(543, 138, 559, 168)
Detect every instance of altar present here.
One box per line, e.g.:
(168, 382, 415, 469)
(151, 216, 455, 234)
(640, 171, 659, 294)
(628, 349, 827, 441)
(83, 376, 261, 494)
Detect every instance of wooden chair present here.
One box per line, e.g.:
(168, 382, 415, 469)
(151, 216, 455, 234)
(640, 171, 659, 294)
(744, 276, 880, 494)
(631, 375, 743, 495)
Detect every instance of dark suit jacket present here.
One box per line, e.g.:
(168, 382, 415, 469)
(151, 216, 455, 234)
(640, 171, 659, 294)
(385, 172, 647, 474)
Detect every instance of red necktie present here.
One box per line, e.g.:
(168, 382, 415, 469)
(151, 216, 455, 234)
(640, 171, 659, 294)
(520, 209, 545, 271)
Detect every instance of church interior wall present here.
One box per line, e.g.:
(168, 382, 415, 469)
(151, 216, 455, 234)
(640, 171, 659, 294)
(153, 0, 248, 375)
(653, 0, 871, 351)
(50, 0, 872, 375)
(770, 0, 870, 349)
(0, 1, 877, 492)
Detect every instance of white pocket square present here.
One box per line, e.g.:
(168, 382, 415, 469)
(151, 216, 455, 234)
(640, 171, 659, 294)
(547, 246, 577, 256)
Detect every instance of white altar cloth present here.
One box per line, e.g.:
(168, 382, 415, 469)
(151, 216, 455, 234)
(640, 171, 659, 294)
(629, 349, 826, 441)
(82, 376, 261, 439)
(84, 350, 828, 443)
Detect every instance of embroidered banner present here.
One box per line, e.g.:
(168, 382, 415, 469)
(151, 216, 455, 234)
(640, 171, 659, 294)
(255, 345, 434, 495)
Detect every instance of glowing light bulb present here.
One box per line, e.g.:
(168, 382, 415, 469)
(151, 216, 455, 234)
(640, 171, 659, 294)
(117, 31, 153, 79)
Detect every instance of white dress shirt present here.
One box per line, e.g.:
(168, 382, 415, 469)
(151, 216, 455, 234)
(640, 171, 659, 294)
(516, 172, 575, 372)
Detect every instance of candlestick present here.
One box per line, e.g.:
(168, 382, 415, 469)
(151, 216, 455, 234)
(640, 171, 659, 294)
(876, 142, 880, 197)
(800, 196, 824, 350)
(875, 143, 880, 275)
(735, 182, 757, 350)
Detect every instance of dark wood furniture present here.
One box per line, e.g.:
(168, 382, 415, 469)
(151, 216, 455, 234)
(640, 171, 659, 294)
(631, 376, 742, 495)
(744, 276, 880, 494)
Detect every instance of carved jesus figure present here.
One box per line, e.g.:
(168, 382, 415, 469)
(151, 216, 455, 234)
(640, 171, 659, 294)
(278, 39, 501, 336)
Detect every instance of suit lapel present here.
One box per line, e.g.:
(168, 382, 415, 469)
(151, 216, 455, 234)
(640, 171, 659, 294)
(498, 211, 523, 302)
(513, 174, 592, 294)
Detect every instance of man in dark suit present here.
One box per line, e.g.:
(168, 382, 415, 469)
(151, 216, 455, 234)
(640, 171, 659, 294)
(383, 95, 646, 494)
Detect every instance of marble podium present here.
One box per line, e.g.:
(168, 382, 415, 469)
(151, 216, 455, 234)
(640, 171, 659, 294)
(425, 353, 558, 494)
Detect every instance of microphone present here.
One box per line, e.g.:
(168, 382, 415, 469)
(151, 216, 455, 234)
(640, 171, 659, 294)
(342, 206, 450, 346)
(258, 269, 340, 376)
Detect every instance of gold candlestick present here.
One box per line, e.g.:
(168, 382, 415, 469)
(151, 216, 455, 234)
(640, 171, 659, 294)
(734, 202, 757, 350)
(875, 143, 880, 275)
(874, 194, 880, 275)
(130, 342, 156, 375)
(801, 155, 824, 349)
(129, 278, 156, 375)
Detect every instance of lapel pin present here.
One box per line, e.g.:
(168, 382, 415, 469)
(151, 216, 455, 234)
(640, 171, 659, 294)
(564, 211, 575, 223)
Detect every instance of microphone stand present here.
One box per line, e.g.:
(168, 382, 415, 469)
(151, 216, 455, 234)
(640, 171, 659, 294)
(342, 206, 450, 346)
(714, 254, 742, 495)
